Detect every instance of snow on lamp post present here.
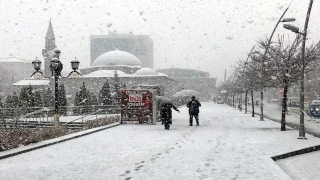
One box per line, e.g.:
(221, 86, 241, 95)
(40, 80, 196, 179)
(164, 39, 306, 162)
(283, 0, 314, 139)
(31, 49, 82, 126)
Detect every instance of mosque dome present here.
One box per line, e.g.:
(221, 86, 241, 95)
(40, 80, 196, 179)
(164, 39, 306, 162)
(135, 68, 159, 76)
(92, 49, 142, 67)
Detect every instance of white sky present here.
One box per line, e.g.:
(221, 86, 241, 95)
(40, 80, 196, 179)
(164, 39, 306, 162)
(0, 0, 320, 83)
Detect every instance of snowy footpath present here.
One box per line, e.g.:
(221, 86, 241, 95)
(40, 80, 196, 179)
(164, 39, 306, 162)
(1, 102, 320, 180)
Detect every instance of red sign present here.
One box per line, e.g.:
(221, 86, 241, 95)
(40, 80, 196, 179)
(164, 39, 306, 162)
(121, 89, 153, 124)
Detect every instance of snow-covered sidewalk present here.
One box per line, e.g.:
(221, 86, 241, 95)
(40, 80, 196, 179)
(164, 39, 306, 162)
(251, 103, 320, 137)
(1, 102, 320, 179)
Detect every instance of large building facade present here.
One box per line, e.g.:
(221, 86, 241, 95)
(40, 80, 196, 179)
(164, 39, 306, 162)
(90, 34, 153, 69)
(157, 68, 216, 100)
(0, 58, 34, 96)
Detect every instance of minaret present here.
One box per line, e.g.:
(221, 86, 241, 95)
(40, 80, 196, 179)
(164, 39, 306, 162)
(42, 19, 57, 77)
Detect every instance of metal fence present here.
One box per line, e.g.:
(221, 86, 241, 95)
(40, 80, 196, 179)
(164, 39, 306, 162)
(0, 105, 121, 130)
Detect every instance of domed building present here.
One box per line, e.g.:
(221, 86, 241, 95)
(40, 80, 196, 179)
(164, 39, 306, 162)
(12, 23, 178, 105)
(80, 49, 142, 75)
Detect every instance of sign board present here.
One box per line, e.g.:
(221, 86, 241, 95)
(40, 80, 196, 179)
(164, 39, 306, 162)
(121, 89, 155, 124)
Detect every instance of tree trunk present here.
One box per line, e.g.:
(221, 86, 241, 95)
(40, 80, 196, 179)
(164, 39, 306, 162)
(240, 92, 242, 111)
(281, 85, 288, 131)
(260, 87, 264, 121)
(251, 91, 255, 117)
(245, 92, 248, 114)
(233, 95, 235, 108)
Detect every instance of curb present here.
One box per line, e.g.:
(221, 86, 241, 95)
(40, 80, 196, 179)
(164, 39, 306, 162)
(271, 145, 320, 161)
(0, 122, 120, 160)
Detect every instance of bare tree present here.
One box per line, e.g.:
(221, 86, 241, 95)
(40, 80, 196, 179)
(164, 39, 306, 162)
(267, 35, 320, 131)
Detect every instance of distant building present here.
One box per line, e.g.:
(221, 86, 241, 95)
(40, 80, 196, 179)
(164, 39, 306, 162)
(157, 68, 209, 78)
(0, 57, 33, 96)
(90, 34, 153, 68)
(157, 68, 216, 100)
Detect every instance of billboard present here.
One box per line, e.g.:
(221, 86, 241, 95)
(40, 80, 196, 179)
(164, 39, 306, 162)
(121, 89, 155, 124)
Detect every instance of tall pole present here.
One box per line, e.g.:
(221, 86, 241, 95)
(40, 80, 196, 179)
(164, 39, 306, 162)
(54, 71, 59, 126)
(299, 0, 314, 139)
(260, 0, 293, 121)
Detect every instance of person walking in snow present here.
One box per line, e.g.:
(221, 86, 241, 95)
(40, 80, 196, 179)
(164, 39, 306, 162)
(187, 96, 201, 126)
(160, 101, 180, 125)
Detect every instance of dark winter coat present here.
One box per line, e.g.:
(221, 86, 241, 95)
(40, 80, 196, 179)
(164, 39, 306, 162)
(160, 102, 179, 119)
(187, 100, 201, 114)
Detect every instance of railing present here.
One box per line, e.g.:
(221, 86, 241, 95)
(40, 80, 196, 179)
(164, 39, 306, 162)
(63, 107, 121, 126)
(0, 105, 121, 130)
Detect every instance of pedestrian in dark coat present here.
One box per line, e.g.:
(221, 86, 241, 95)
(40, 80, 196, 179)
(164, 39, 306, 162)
(160, 101, 180, 125)
(186, 96, 201, 126)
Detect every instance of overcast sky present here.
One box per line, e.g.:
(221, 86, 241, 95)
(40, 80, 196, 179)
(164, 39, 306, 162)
(0, 0, 319, 83)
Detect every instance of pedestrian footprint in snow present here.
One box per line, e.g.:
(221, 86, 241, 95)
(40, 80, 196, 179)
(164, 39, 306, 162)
(187, 96, 201, 126)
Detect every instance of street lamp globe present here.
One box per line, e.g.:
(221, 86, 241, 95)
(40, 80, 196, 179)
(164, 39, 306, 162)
(71, 58, 80, 71)
(281, 18, 296, 22)
(50, 57, 60, 69)
(32, 58, 41, 71)
(54, 49, 61, 59)
(283, 24, 300, 34)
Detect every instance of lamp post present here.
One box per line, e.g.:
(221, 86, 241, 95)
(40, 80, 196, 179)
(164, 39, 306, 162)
(259, 1, 295, 121)
(31, 49, 81, 126)
(283, 0, 314, 139)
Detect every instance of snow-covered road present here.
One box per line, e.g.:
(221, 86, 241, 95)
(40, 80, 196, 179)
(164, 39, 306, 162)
(1, 102, 320, 180)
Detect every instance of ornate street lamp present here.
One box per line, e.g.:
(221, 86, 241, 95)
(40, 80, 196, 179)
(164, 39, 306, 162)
(31, 57, 43, 79)
(68, 58, 82, 78)
(31, 49, 81, 126)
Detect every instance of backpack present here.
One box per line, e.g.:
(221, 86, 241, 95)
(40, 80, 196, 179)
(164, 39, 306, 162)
(189, 100, 199, 114)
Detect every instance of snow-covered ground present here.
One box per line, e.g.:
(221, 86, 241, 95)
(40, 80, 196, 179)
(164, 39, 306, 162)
(276, 151, 320, 180)
(1, 102, 320, 179)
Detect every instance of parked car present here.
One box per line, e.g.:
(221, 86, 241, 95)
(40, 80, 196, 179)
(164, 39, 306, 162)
(288, 97, 300, 107)
(270, 99, 279, 104)
(309, 100, 320, 118)
(217, 99, 225, 104)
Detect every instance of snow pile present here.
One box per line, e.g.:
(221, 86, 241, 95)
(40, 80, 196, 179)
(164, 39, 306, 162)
(12, 79, 50, 86)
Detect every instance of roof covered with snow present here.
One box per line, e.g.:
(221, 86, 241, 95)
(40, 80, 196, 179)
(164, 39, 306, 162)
(0, 57, 31, 63)
(12, 79, 50, 86)
(135, 68, 159, 76)
(92, 49, 142, 67)
(84, 70, 130, 77)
